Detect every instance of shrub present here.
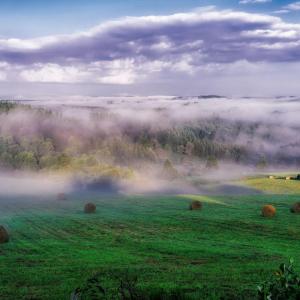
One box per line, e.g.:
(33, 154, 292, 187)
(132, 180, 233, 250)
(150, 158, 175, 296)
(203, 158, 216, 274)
(84, 203, 96, 213)
(162, 159, 178, 180)
(0, 226, 9, 243)
(205, 156, 218, 169)
(257, 156, 268, 170)
(262, 205, 276, 218)
(257, 258, 300, 300)
(71, 271, 194, 300)
(71, 274, 106, 300)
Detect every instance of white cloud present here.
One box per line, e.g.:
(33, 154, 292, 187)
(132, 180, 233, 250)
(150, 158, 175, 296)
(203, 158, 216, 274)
(273, 10, 290, 14)
(239, 0, 271, 4)
(284, 1, 300, 11)
(274, 2, 300, 14)
(20, 64, 90, 83)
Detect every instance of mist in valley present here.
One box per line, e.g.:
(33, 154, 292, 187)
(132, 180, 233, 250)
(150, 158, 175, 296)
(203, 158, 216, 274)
(0, 95, 299, 198)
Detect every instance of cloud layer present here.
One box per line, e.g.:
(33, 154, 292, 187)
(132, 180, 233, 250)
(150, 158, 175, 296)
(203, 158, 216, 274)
(1, 7, 300, 88)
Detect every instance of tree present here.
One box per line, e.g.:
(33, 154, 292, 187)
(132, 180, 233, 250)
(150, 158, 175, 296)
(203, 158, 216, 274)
(162, 159, 178, 179)
(257, 156, 268, 170)
(15, 151, 37, 169)
(205, 156, 219, 169)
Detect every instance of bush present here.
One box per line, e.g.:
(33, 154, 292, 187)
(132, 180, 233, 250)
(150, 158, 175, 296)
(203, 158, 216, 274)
(71, 271, 194, 300)
(71, 270, 251, 299)
(205, 156, 218, 169)
(162, 159, 178, 180)
(257, 259, 300, 300)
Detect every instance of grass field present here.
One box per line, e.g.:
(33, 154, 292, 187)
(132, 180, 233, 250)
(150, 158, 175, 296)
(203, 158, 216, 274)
(241, 174, 300, 194)
(1, 179, 300, 299)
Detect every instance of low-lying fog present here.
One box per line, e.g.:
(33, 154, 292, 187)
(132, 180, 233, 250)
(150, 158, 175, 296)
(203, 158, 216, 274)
(0, 95, 299, 197)
(0, 172, 72, 197)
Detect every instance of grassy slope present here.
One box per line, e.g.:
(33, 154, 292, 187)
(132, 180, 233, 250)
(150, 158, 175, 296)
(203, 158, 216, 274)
(242, 176, 300, 194)
(0, 190, 300, 299)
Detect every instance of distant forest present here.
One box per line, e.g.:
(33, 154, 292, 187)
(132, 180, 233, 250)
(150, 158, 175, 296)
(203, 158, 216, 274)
(0, 101, 298, 177)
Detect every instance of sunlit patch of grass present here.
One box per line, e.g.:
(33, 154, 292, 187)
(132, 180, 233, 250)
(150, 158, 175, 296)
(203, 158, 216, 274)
(241, 177, 300, 194)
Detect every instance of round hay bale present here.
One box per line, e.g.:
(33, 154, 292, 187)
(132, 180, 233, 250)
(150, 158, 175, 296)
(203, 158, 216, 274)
(0, 226, 9, 244)
(57, 193, 67, 201)
(84, 203, 96, 214)
(262, 205, 276, 218)
(269, 176, 275, 179)
(189, 201, 202, 211)
(290, 202, 300, 214)
(286, 176, 291, 180)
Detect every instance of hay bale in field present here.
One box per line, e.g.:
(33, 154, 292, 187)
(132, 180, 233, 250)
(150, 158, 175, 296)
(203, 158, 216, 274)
(189, 201, 202, 211)
(286, 176, 291, 180)
(0, 226, 9, 244)
(269, 175, 275, 179)
(290, 202, 300, 214)
(57, 193, 67, 201)
(84, 203, 96, 213)
(262, 205, 276, 218)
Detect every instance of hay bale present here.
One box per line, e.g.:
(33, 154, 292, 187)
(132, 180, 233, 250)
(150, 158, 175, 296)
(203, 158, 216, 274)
(290, 202, 300, 214)
(269, 175, 275, 179)
(84, 203, 96, 213)
(0, 226, 9, 244)
(286, 176, 291, 180)
(57, 193, 67, 201)
(262, 205, 276, 218)
(189, 201, 202, 211)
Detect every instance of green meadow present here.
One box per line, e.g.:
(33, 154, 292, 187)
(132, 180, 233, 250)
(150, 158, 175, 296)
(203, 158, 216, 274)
(1, 177, 300, 299)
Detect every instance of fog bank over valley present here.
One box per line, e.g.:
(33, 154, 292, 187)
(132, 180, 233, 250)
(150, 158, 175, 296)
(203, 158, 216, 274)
(0, 95, 299, 196)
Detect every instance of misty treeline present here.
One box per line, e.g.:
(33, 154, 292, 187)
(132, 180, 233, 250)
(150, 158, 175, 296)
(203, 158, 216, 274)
(0, 99, 298, 178)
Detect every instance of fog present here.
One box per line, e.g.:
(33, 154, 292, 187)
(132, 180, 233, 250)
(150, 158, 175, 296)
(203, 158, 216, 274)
(13, 95, 300, 156)
(0, 95, 299, 197)
(0, 172, 72, 196)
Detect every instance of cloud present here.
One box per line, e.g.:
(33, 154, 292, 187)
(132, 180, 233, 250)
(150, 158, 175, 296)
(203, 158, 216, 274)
(239, 0, 271, 4)
(20, 64, 90, 83)
(0, 8, 300, 87)
(273, 10, 290, 14)
(274, 2, 300, 14)
(284, 1, 300, 11)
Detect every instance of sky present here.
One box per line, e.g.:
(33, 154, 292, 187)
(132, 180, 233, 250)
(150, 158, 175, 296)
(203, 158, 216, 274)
(1, 0, 300, 97)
